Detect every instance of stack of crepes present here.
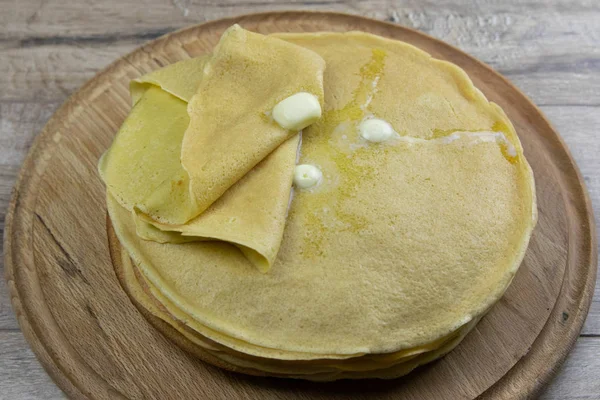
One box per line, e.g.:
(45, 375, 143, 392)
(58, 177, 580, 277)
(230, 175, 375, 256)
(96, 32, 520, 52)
(100, 25, 537, 380)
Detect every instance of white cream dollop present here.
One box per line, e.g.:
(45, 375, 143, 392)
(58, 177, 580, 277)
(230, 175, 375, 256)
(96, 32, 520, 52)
(272, 92, 322, 131)
(293, 164, 322, 189)
(358, 118, 395, 143)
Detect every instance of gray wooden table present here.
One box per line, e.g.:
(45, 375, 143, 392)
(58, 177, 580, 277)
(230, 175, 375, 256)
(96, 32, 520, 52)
(1, 0, 599, 398)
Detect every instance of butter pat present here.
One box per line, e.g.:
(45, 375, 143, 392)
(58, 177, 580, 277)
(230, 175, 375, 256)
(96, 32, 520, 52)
(359, 118, 395, 143)
(293, 164, 322, 189)
(273, 92, 322, 131)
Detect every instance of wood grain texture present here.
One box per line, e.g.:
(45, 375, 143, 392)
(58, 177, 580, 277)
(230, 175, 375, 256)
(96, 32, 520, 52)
(538, 105, 600, 339)
(1, 102, 59, 331)
(3, 332, 599, 400)
(0, 332, 65, 399)
(3, 11, 597, 400)
(2, 1, 600, 105)
(1, 0, 599, 398)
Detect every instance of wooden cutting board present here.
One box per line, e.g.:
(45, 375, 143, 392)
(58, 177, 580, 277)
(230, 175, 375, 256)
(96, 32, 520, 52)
(4, 11, 597, 400)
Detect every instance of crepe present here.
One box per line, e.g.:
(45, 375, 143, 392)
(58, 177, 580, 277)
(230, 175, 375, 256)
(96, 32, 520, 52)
(100, 27, 327, 270)
(180, 25, 325, 222)
(104, 28, 536, 380)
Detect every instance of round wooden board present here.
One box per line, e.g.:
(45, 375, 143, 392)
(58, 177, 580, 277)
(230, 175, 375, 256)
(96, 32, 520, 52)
(3, 11, 597, 400)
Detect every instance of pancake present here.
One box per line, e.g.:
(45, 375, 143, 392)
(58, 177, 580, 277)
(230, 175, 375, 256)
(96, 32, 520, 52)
(102, 28, 536, 380)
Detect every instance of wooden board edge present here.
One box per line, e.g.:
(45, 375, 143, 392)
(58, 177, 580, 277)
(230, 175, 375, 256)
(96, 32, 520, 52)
(478, 86, 598, 399)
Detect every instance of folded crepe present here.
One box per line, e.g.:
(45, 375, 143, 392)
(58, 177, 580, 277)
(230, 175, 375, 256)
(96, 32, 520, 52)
(100, 26, 326, 271)
(134, 135, 300, 271)
(181, 25, 325, 221)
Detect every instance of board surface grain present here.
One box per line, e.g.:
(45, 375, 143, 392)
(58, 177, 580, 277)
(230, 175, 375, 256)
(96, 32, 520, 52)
(3, 11, 597, 400)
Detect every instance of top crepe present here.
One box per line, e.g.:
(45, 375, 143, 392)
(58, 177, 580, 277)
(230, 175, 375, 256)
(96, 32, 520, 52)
(104, 28, 536, 358)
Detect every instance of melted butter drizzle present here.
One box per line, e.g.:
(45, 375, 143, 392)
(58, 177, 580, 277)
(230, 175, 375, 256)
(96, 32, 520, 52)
(294, 49, 519, 257)
(294, 49, 388, 257)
